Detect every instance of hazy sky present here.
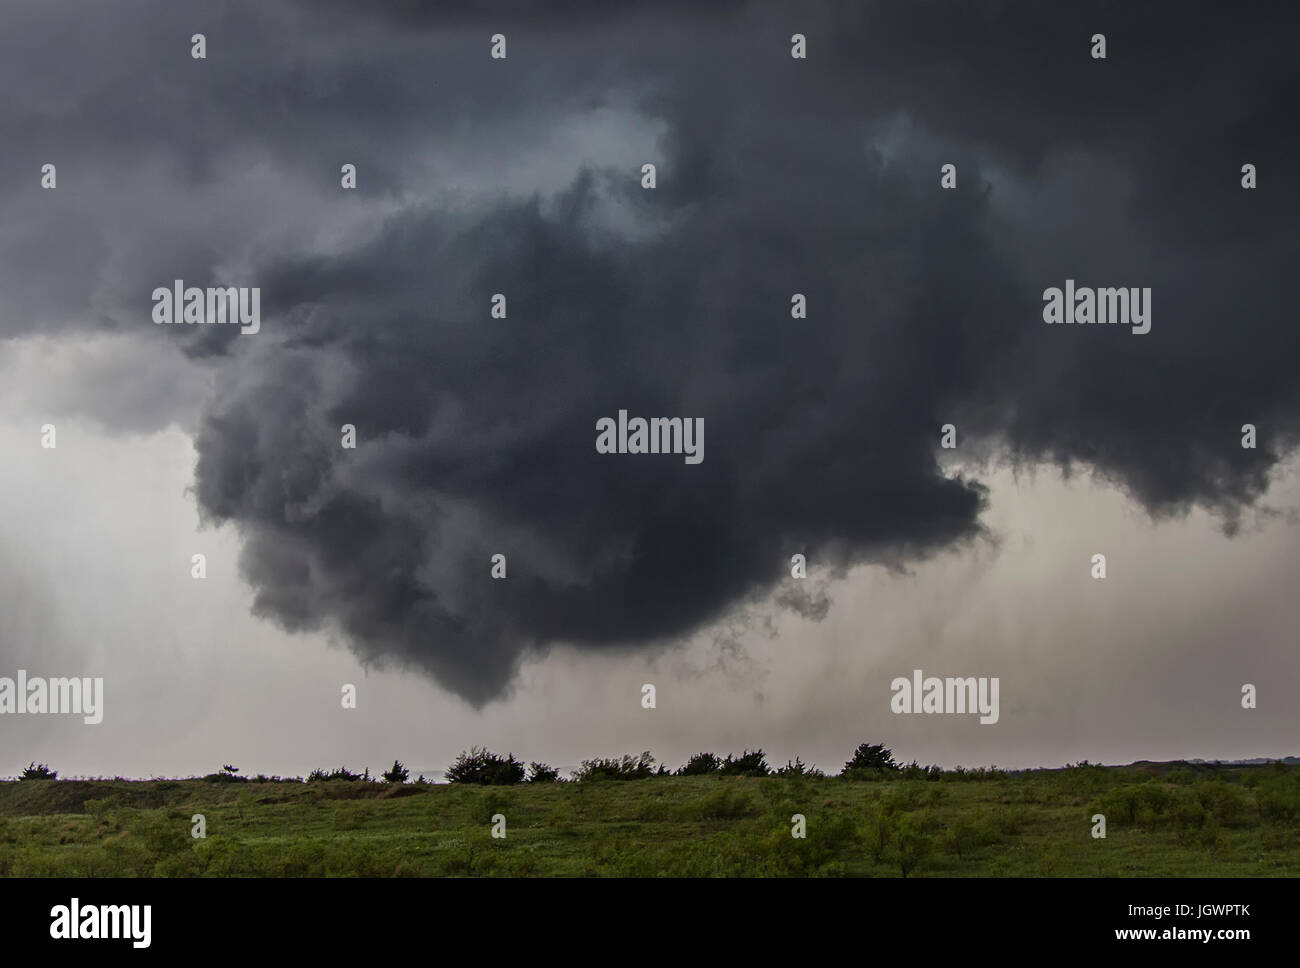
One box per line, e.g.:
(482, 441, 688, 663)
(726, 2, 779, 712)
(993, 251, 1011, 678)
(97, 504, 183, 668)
(1, 0, 1297, 778)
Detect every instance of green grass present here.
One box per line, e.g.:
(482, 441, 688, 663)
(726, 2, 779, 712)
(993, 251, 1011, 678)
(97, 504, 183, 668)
(1, 762, 1297, 877)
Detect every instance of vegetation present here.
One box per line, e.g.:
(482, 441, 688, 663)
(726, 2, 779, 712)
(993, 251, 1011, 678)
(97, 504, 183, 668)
(444, 748, 525, 786)
(307, 767, 365, 783)
(1, 753, 1296, 877)
(842, 742, 900, 776)
(572, 751, 659, 782)
(775, 757, 825, 779)
(676, 753, 722, 776)
(527, 763, 560, 783)
(718, 750, 770, 777)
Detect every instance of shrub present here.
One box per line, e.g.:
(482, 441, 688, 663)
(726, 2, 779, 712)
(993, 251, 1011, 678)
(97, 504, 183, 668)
(139, 813, 191, 857)
(83, 798, 113, 821)
(719, 749, 769, 777)
(992, 806, 1029, 836)
(19, 762, 56, 781)
(1258, 780, 1300, 823)
(775, 757, 824, 778)
(306, 766, 364, 783)
(573, 751, 657, 782)
(1170, 792, 1207, 834)
(527, 762, 560, 783)
(1199, 815, 1222, 850)
(382, 760, 410, 784)
(900, 760, 944, 781)
(863, 803, 893, 862)
(841, 743, 899, 776)
(894, 815, 932, 878)
(1194, 781, 1249, 826)
(808, 812, 858, 865)
(1097, 786, 1143, 826)
(1134, 785, 1177, 825)
(677, 752, 722, 776)
(201, 765, 248, 783)
(773, 812, 859, 875)
(945, 817, 1001, 860)
(444, 748, 525, 786)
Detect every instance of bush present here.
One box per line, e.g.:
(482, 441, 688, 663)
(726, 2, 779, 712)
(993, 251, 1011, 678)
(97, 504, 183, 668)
(19, 762, 56, 781)
(718, 750, 769, 777)
(382, 760, 410, 784)
(573, 751, 657, 782)
(841, 743, 899, 776)
(1097, 786, 1144, 826)
(900, 760, 944, 781)
(306, 766, 364, 783)
(1194, 781, 1249, 826)
(201, 765, 248, 783)
(772, 812, 859, 875)
(676, 752, 722, 776)
(527, 762, 559, 783)
(893, 815, 932, 878)
(445, 748, 525, 786)
(1170, 792, 1207, 834)
(863, 803, 893, 862)
(775, 757, 825, 779)
(943, 817, 1001, 860)
(1258, 780, 1300, 823)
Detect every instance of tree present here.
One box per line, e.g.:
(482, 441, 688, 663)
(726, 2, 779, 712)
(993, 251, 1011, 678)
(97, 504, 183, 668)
(527, 762, 560, 783)
(676, 752, 721, 776)
(19, 762, 56, 781)
(572, 752, 657, 781)
(894, 816, 932, 878)
(775, 756, 825, 778)
(444, 748, 525, 785)
(719, 749, 769, 777)
(842, 742, 900, 775)
(306, 766, 363, 782)
(382, 760, 410, 783)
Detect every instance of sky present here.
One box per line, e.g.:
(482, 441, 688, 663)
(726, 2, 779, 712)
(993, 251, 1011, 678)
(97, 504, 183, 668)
(1, 0, 1297, 778)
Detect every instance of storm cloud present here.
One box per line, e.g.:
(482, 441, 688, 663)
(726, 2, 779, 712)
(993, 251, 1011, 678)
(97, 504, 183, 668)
(4, 1, 1297, 707)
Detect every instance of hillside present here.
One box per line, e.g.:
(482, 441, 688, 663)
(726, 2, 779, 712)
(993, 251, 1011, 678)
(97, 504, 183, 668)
(2, 761, 1297, 877)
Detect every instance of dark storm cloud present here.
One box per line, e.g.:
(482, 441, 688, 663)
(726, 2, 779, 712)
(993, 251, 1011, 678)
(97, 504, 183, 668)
(863, 1, 1300, 524)
(196, 161, 996, 701)
(301, 0, 749, 26)
(5, 1, 1297, 702)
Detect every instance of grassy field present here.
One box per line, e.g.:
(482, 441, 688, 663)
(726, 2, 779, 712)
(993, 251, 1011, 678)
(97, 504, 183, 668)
(2, 762, 1297, 877)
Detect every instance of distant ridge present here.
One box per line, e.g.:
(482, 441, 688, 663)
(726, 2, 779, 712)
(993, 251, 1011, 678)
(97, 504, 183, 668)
(1125, 756, 1300, 770)
(1182, 756, 1300, 766)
